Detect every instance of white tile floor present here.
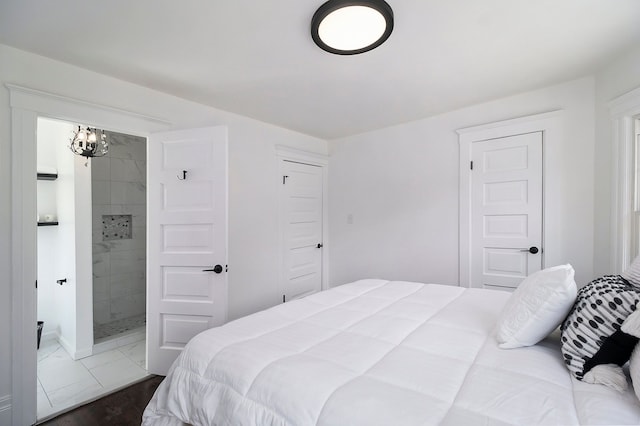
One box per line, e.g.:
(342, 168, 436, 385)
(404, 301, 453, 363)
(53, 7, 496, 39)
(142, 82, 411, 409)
(37, 337, 149, 421)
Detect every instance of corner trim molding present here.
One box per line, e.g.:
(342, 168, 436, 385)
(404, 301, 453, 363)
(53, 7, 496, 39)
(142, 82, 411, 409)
(275, 145, 329, 165)
(456, 110, 562, 137)
(608, 86, 640, 117)
(6, 84, 171, 129)
(608, 86, 640, 273)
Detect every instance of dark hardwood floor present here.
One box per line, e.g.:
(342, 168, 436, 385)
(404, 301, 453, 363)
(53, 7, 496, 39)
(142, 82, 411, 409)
(39, 375, 164, 426)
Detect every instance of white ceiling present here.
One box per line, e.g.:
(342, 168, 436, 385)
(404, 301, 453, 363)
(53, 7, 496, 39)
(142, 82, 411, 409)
(1, 0, 639, 139)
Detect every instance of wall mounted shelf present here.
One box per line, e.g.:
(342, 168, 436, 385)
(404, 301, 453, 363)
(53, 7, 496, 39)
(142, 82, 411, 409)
(37, 172, 58, 180)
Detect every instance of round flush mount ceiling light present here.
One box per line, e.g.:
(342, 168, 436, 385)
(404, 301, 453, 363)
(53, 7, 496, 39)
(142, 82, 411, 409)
(311, 0, 394, 55)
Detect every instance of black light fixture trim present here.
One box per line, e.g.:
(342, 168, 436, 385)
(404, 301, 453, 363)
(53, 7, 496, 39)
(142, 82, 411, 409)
(69, 126, 109, 160)
(311, 0, 394, 55)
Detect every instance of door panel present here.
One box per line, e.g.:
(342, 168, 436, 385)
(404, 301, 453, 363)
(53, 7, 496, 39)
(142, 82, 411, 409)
(471, 132, 542, 289)
(484, 145, 529, 171)
(281, 160, 323, 301)
(163, 181, 214, 210)
(483, 214, 528, 239)
(483, 248, 528, 286)
(162, 267, 214, 301)
(483, 180, 528, 204)
(161, 314, 211, 348)
(162, 224, 215, 253)
(148, 126, 227, 375)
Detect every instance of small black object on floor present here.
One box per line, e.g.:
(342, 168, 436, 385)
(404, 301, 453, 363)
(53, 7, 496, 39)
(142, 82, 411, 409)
(39, 375, 164, 426)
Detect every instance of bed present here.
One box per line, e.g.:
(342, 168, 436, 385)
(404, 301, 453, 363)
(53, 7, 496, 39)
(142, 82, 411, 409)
(142, 279, 640, 425)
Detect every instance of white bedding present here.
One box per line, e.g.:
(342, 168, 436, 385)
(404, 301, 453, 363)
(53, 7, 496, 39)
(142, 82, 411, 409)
(143, 279, 640, 425)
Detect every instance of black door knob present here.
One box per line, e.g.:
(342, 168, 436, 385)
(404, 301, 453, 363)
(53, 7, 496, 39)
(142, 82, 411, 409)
(529, 246, 539, 254)
(202, 265, 224, 274)
(317, 243, 323, 248)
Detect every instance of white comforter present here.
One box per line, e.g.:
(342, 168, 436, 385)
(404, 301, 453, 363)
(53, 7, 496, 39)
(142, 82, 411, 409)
(143, 279, 640, 425)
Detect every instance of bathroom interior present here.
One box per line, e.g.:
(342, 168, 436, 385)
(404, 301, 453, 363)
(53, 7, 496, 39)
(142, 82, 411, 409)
(36, 117, 149, 419)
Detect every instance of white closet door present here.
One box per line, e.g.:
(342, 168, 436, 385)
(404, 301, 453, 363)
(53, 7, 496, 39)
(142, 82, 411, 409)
(471, 132, 543, 290)
(281, 160, 324, 301)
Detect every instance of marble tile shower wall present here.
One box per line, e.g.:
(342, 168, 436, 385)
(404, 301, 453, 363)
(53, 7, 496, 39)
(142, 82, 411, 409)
(92, 131, 146, 326)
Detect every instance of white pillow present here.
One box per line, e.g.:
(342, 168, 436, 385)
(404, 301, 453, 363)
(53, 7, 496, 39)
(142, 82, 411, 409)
(622, 255, 640, 287)
(495, 264, 577, 349)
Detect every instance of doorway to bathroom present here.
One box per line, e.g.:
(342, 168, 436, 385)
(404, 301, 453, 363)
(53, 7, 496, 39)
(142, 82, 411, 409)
(35, 117, 149, 421)
(9, 84, 173, 426)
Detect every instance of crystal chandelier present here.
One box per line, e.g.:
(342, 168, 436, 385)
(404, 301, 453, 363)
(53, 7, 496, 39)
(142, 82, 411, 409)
(69, 126, 108, 161)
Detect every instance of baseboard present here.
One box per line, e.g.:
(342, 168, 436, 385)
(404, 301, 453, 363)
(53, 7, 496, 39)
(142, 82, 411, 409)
(58, 334, 94, 360)
(41, 330, 57, 343)
(57, 334, 76, 360)
(0, 394, 11, 426)
(74, 345, 93, 360)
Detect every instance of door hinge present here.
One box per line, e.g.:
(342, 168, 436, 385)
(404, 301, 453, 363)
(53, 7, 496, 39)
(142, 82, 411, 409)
(225, 265, 228, 272)
(470, 161, 473, 170)
(283, 294, 286, 303)
(282, 175, 289, 184)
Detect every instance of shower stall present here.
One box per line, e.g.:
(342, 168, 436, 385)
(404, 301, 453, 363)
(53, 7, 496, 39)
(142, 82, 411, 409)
(91, 130, 147, 343)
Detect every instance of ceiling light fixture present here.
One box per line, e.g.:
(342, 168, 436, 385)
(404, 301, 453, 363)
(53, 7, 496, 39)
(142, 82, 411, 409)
(70, 126, 108, 164)
(311, 0, 394, 55)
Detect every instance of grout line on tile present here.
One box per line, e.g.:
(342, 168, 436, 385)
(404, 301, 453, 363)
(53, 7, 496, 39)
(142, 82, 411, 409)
(85, 364, 104, 388)
(38, 377, 53, 408)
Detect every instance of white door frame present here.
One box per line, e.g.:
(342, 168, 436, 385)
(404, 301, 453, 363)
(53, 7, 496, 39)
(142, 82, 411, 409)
(457, 110, 562, 287)
(608, 86, 640, 273)
(7, 84, 170, 426)
(276, 145, 329, 298)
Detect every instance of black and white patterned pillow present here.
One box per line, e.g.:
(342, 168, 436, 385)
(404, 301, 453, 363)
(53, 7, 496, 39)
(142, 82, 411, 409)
(560, 275, 640, 381)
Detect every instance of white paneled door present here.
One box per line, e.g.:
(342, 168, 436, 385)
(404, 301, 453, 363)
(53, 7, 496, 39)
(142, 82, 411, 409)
(471, 132, 543, 290)
(281, 160, 324, 301)
(147, 127, 228, 375)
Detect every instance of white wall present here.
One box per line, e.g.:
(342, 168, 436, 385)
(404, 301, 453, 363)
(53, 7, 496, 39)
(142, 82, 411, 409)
(71, 139, 94, 358)
(36, 119, 67, 341)
(329, 77, 596, 288)
(53, 118, 81, 356)
(35, 117, 94, 359)
(593, 46, 640, 276)
(0, 44, 327, 416)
